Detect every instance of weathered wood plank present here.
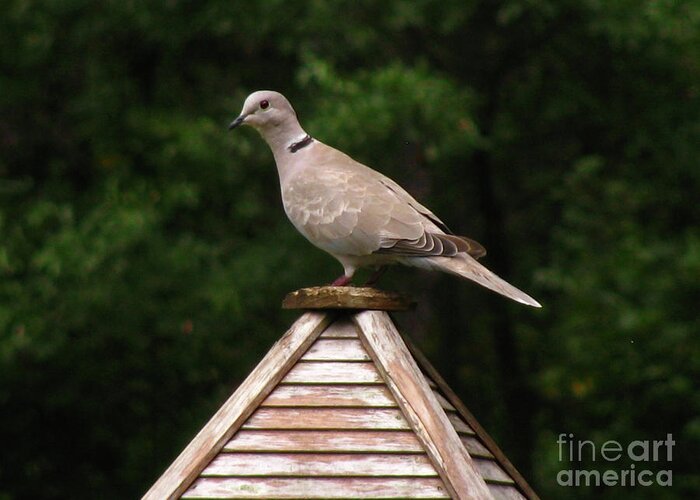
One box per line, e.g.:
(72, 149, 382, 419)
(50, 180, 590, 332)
(242, 408, 411, 430)
(142, 312, 332, 500)
(183, 477, 450, 499)
(461, 436, 495, 458)
(489, 484, 528, 500)
(405, 337, 539, 500)
(283, 286, 415, 311)
(353, 311, 493, 500)
(320, 318, 359, 338)
(474, 459, 515, 484)
(301, 338, 370, 361)
(447, 412, 476, 435)
(202, 452, 438, 477)
(262, 385, 397, 407)
(282, 361, 383, 384)
(224, 430, 426, 453)
(433, 390, 456, 411)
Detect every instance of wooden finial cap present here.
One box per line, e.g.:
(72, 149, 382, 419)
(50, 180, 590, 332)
(282, 286, 415, 311)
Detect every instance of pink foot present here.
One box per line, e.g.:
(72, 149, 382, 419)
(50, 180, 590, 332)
(331, 275, 352, 286)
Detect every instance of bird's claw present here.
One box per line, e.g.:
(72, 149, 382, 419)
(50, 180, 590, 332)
(331, 275, 352, 286)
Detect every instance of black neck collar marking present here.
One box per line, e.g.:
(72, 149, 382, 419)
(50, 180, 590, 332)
(288, 134, 313, 153)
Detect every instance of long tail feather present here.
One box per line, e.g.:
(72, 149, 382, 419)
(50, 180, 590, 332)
(417, 255, 542, 308)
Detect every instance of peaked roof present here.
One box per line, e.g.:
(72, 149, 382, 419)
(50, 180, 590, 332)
(144, 309, 538, 499)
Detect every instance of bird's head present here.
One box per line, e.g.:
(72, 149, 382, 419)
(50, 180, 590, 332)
(229, 90, 298, 133)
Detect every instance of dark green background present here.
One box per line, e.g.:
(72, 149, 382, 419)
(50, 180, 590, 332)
(1, 1, 698, 498)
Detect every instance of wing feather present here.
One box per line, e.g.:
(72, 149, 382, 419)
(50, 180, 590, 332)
(282, 147, 486, 259)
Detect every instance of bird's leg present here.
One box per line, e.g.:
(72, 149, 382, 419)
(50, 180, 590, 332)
(331, 275, 352, 286)
(363, 266, 387, 286)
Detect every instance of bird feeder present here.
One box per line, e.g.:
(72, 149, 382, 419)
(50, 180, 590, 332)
(144, 287, 538, 499)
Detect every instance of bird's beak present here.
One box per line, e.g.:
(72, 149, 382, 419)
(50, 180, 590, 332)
(228, 114, 246, 130)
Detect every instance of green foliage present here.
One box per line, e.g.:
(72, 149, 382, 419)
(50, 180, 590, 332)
(1, 1, 698, 498)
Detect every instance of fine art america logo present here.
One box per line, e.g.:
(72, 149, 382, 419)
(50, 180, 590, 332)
(557, 433, 674, 487)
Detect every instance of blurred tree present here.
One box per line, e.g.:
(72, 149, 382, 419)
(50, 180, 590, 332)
(1, 1, 698, 498)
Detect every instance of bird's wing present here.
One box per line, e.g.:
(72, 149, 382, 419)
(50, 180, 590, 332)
(283, 164, 421, 255)
(377, 232, 487, 259)
(283, 149, 485, 259)
(375, 175, 453, 233)
(370, 168, 486, 259)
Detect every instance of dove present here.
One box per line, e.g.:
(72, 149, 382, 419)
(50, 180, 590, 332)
(229, 90, 541, 307)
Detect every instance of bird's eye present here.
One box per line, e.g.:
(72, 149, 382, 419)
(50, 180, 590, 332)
(260, 100, 269, 110)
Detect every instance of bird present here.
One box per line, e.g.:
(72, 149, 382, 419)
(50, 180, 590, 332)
(229, 90, 541, 307)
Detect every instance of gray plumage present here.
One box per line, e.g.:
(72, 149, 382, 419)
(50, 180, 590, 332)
(230, 90, 541, 308)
